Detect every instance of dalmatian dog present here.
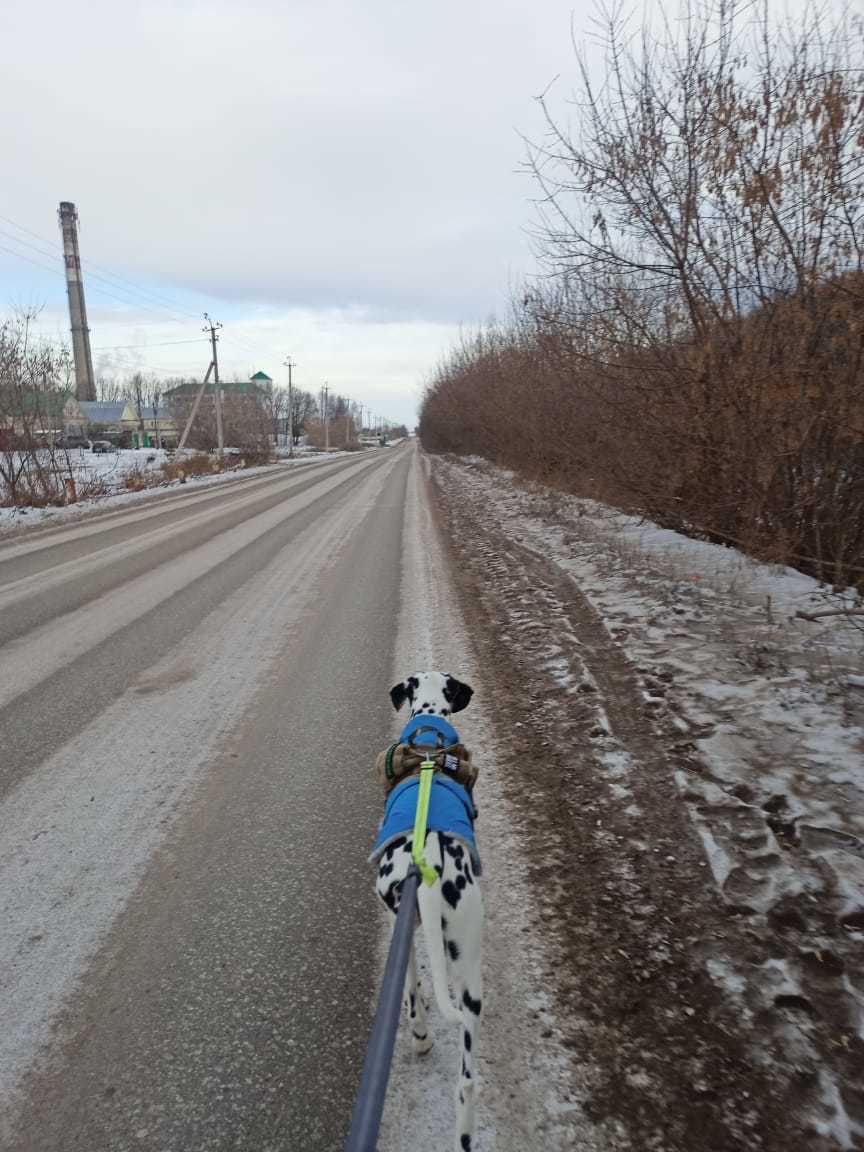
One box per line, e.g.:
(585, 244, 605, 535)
(374, 672, 484, 1152)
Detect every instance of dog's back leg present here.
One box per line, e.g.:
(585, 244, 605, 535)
(377, 838, 436, 1055)
(438, 841, 484, 1151)
(404, 940, 433, 1054)
(452, 903, 482, 1150)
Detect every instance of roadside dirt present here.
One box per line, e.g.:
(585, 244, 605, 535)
(427, 457, 862, 1151)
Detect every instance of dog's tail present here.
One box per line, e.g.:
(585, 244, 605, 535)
(417, 857, 462, 1025)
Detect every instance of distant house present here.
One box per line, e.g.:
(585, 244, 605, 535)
(163, 372, 272, 450)
(64, 399, 178, 448)
(124, 404, 177, 449)
(249, 371, 273, 392)
(73, 401, 127, 435)
(165, 371, 272, 403)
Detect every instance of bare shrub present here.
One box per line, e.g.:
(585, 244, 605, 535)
(238, 446, 274, 466)
(170, 389, 272, 453)
(0, 311, 78, 507)
(122, 466, 156, 493)
(421, 0, 864, 586)
(160, 453, 221, 482)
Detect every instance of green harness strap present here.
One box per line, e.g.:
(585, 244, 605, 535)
(411, 762, 439, 887)
(383, 742, 399, 783)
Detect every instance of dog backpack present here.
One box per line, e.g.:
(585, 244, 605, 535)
(375, 740, 477, 792)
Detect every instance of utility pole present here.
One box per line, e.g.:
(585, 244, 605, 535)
(323, 382, 329, 451)
(58, 202, 96, 401)
(203, 313, 224, 455)
(283, 356, 295, 458)
(177, 362, 214, 450)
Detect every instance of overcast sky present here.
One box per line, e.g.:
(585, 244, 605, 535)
(0, 0, 594, 426)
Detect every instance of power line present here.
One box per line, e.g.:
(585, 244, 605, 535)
(0, 240, 65, 279)
(0, 211, 201, 322)
(92, 316, 209, 328)
(221, 332, 274, 360)
(0, 209, 284, 377)
(91, 337, 207, 351)
(0, 226, 62, 268)
(0, 232, 194, 323)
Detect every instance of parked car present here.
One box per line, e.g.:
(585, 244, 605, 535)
(54, 435, 90, 450)
(90, 440, 115, 454)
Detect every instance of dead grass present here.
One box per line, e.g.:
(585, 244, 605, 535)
(159, 453, 223, 483)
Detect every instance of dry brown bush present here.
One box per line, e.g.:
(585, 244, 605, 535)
(420, 0, 864, 587)
(160, 453, 222, 482)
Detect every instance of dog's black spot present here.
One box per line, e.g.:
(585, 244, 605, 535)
(461, 1135, 471, 1151)
(381, 882, 399, 912)
(447, 939, 460, 961)
(442, 708, 450, 716)
(385, 836, 406, 860)
(442, 880, 461, 909)
(464, 1031, 472, 1051)
(444, 840, 467, 870)
(445, 840, 465, 866)
(462, 990, 482, 1016)
(379, 860, 394, 877)
(390, 677, 419, 711)
(444, 675, 473, 714)
(461, 1057, 472, 1079)
(456, 874, 467, 891)
(413, 1030, 428, 1042)
(441, 916, 448, 933)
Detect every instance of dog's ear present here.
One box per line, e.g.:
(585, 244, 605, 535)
(390, 676, 418, 711)
(444, 675, 473, 713)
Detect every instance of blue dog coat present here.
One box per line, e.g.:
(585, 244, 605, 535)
(370, 774, 481, 875)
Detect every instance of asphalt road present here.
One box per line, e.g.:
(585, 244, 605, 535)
(0, 447, 413, 1151)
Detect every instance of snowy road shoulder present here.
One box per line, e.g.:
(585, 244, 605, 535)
(426, 452, 864, 1151)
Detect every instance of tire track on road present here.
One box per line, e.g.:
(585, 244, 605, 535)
(0, 465, 303, 578)
(0, 457, 381, 645)
(0, 452, 396, 794)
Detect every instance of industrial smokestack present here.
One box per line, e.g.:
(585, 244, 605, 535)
(58, 201, 96, 401)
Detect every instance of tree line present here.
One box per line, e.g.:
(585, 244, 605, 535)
(420, 0, 864, 587)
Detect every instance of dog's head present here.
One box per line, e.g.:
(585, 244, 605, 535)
(389, 672, 473, 719)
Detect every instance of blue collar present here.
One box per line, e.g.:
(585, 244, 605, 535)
(399, 713, 461, 748)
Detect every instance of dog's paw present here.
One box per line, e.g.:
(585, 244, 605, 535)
(412, 1030, 434, 1055)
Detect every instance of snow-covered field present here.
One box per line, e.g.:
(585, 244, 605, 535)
(0, 448, 356, 536)
(425, 453, 864, 1150)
